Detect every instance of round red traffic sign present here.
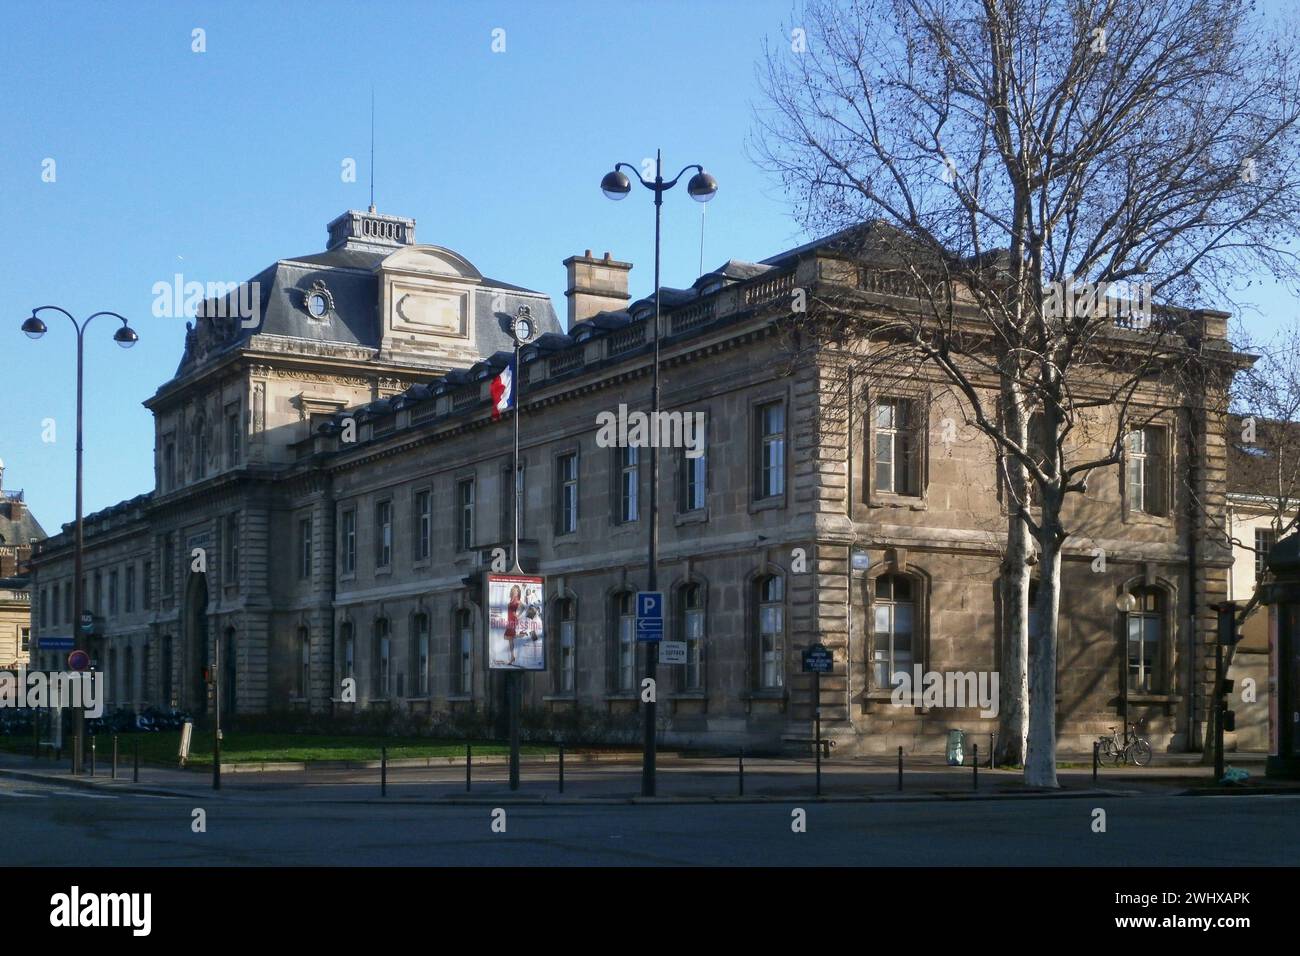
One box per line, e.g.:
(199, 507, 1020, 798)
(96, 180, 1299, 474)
(67, 650, 90, 672)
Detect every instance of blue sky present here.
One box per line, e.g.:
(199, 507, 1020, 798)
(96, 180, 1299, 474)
(1, 0, 1295, 532)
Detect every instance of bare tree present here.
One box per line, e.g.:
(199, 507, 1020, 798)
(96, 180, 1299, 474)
(755, 0, 1300, 785)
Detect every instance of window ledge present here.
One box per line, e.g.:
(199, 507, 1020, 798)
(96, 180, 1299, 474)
(375, 567, 393, 577)
(674, 509, 709, 526)
(446, 694, 473, 702)
(670, 690, 707, 699)
(748, 496, 785, 515)
(742, 688, 787, 701)
(605, 692, 639, 701)
(868, 496, 926, 510)
(543, 694, 578, 702)
(1128, 693, 1181, 704)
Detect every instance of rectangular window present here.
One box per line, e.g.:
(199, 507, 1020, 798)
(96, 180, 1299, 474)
(414, 489, 432, 562)
(64, 580, 71, 622)
(224, 514, 239, 585)
(500, 464, 513, 542)
(298, 517, 313, 579)
(21, 627, 30, 654)
(164, 442, 176, 492)
(40, 588, 48, 628)
(617, 447, 639, 523)
(108, 570, 118, 616)
(142, 561, 152, 610)
(755, 400, 786, 500)
(679, 423, 708, 512)
(874, 398, 919, 495)
(226, 406, 241, 466)
(375, 500, 393, 568)
(125, 565, 135, 614)
(93, 571, 102, 615)
(456, 479, 475, 552)
(1255, 528, 1279, 577)
(341, 509, 356, 575)
(1125, 426, 1167, 516)
(556, 453, 578, 535)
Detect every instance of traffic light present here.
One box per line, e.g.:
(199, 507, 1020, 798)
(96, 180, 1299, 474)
(1214, 602, 1242, 645)
(1223, 710, 1236, 733)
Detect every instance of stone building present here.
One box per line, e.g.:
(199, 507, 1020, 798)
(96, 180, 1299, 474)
(28, 207, 1249, 754)
(1224, 415, 1300, 751)
(0, 460, 46, 668)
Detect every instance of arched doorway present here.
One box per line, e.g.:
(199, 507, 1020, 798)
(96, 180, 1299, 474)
(184, 572, 209, 715)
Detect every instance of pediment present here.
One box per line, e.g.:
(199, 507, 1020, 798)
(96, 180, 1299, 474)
(378, 244, 483, 282)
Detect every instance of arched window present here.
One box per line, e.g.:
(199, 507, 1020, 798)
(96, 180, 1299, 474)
(372, 619, 390, 699)
(161, 635, 173, 706)
(612, 592, 636, 691)
(1126, 587, 1165, 693)
(680, 583, 705, 691)
(297, 627, 310, 699)
(755, 574, 785, 689)
(125, 645, 135, 708)
(872, 574, 915, 689)
(412, 613, 430, 697)
(554, 598, 576, 694)
(453, 609, 473, 696)
(339, 621, 355, 688)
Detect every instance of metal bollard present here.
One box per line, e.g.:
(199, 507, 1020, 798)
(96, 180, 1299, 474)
(973, 744, 978, 791)
(558, 743, 564, 794)
(1093, 740, 1099, 783)
(465, 744, 471, 792)
(112, 735, 118, 780)
(381, 745, 387, 797)
(90, 736, 96, 777)
(989, 733, 995, 768)
(133, 737, 140, 783)
(898, 745, 903, 791)
(738, 749, 744, 796)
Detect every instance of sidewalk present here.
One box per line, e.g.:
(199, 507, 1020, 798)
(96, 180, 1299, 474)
(2, 747, 1291, 805)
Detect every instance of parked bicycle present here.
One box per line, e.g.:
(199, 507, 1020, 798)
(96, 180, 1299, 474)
(1097, 722, 1152, 767)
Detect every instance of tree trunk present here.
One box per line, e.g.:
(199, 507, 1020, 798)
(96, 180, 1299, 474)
(997, 382, 1030, 767)
(1025, 517, 1062, 788)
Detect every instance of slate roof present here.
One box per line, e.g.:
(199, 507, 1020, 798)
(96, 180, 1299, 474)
(0, 493, 46, 548)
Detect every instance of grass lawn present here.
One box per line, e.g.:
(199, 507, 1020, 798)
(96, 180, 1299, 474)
(1, 733, 555, 767)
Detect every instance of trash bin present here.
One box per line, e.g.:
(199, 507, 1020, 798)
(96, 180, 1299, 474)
(946, 729, 965, 766)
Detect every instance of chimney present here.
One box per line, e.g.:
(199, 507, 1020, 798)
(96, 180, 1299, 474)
(563, 250, 632, 327)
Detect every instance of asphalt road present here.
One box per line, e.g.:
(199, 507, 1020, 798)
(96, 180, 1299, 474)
(0, 774, 1294, 866)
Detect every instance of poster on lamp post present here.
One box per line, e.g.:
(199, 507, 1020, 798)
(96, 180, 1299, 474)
(486, 572, 546, 670)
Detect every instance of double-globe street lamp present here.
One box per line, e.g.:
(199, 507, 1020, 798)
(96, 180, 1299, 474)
(21, 307, 138, 774)
(601, 151, 717, 796)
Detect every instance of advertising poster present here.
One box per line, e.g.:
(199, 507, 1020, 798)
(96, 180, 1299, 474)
(486, 573, 545, 670)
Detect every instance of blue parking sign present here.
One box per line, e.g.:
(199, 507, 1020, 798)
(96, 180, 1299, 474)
(636, 591, 664, 642)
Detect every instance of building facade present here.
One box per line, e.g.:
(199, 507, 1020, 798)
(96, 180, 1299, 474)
(28, 208, 1248, 755)
(0, 462, 45, 669)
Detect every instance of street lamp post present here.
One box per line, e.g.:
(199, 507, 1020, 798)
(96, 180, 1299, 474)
(602, 150, 717, 796)
(21, 307, 138, 774)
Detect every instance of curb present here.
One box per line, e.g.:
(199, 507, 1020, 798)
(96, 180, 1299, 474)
(0, 766, 193, 799)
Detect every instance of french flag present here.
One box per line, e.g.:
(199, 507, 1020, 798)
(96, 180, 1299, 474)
(490, 360, 515, 420)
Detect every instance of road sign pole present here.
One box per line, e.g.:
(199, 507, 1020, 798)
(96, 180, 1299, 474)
(814, 669, 822, 797)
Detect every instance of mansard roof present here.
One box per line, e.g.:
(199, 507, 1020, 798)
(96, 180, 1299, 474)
(170, 209, 561, 378)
